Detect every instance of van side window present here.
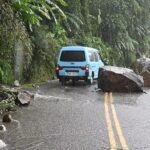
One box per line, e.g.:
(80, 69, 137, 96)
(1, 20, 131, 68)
(88, 51, 100, 62)
(94, 52, 99, 62)
(88, 51, 95, 62)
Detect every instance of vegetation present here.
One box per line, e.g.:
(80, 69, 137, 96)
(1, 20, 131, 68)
(0, 0, 149, 84)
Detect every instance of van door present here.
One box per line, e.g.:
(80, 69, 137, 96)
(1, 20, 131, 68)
(94, 51, 102, 78)
(88, 50, 103, 79)
(88, 50, 97, 79)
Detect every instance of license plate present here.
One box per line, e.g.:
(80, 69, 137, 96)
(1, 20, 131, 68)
(68, 72, 78, 76)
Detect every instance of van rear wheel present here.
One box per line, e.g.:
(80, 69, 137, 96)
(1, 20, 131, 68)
(61, 77, 66, 85)
(87, 77, 93, 85)
(72, 79, 75, 86)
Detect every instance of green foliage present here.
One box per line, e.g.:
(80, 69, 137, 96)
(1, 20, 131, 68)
(0, 60, 14, 84)
(0, 1, 32, 84)
(1, 0, 150, 84)
(12, 0, 67, 27)
(144, 35, 150, 57)
(52, 23, 67, 45)
(0, 91, 16, 114)
(98, 0, 149, 66)
(81, 36, 115, 65)
(26, 25, 60, 81)
(64, 12, 83, 33)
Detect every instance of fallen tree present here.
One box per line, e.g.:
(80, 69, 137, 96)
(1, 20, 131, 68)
(98, 66, 144, 92)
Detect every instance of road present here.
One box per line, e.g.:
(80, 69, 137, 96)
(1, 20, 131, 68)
(1, 80, 150, 150)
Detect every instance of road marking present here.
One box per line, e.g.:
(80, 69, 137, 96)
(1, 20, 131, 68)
(104, 93, 117, 149)
(110, 92, 128, 150)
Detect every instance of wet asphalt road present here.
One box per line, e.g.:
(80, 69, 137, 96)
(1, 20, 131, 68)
(1, 80, 150, 150)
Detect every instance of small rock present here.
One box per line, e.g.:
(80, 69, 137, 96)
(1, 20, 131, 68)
(2, 114, 12, 123)
(141, 70, 150, 87)
(137, 57, 150, 71)
(32, 84, 39, 89)
(0, 125, 6, 132)
(13, 80, 20, 87)
(16, 91, 34, 106)
(0, 140, 6, 149)
(95, 88, 102, 92)
(136, 57, 150, 87)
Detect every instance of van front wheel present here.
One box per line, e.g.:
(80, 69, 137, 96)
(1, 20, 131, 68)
(72, 79, 75, 86)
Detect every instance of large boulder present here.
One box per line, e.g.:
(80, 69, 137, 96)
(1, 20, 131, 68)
(136, 57, 150, 86)
(98, 66, 144, 92)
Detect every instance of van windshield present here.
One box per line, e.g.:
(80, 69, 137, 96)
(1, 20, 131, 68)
(60, 51, 85, 62)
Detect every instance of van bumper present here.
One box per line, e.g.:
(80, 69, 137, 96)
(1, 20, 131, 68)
(56, 70, 89, 81)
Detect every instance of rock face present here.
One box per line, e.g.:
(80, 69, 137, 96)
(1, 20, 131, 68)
(136, 57, 150, 87)
(98, 66, 144, 92)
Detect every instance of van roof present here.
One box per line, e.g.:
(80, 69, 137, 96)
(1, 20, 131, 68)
(61, 46, 98, 51)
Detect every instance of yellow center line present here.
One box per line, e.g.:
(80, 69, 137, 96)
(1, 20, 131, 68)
(104, 92, 117, 150)
(110, 92, 128, 150)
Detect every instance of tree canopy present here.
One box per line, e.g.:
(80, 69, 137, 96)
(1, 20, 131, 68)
(0, 0, 149, 83)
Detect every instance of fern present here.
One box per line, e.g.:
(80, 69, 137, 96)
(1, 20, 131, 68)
(12, 0, 67, 26)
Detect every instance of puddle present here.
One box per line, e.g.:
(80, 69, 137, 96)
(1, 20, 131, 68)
(34, 93, 72, 102)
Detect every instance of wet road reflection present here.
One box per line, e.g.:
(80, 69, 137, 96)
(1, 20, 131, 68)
(0, 80, 149, 150)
